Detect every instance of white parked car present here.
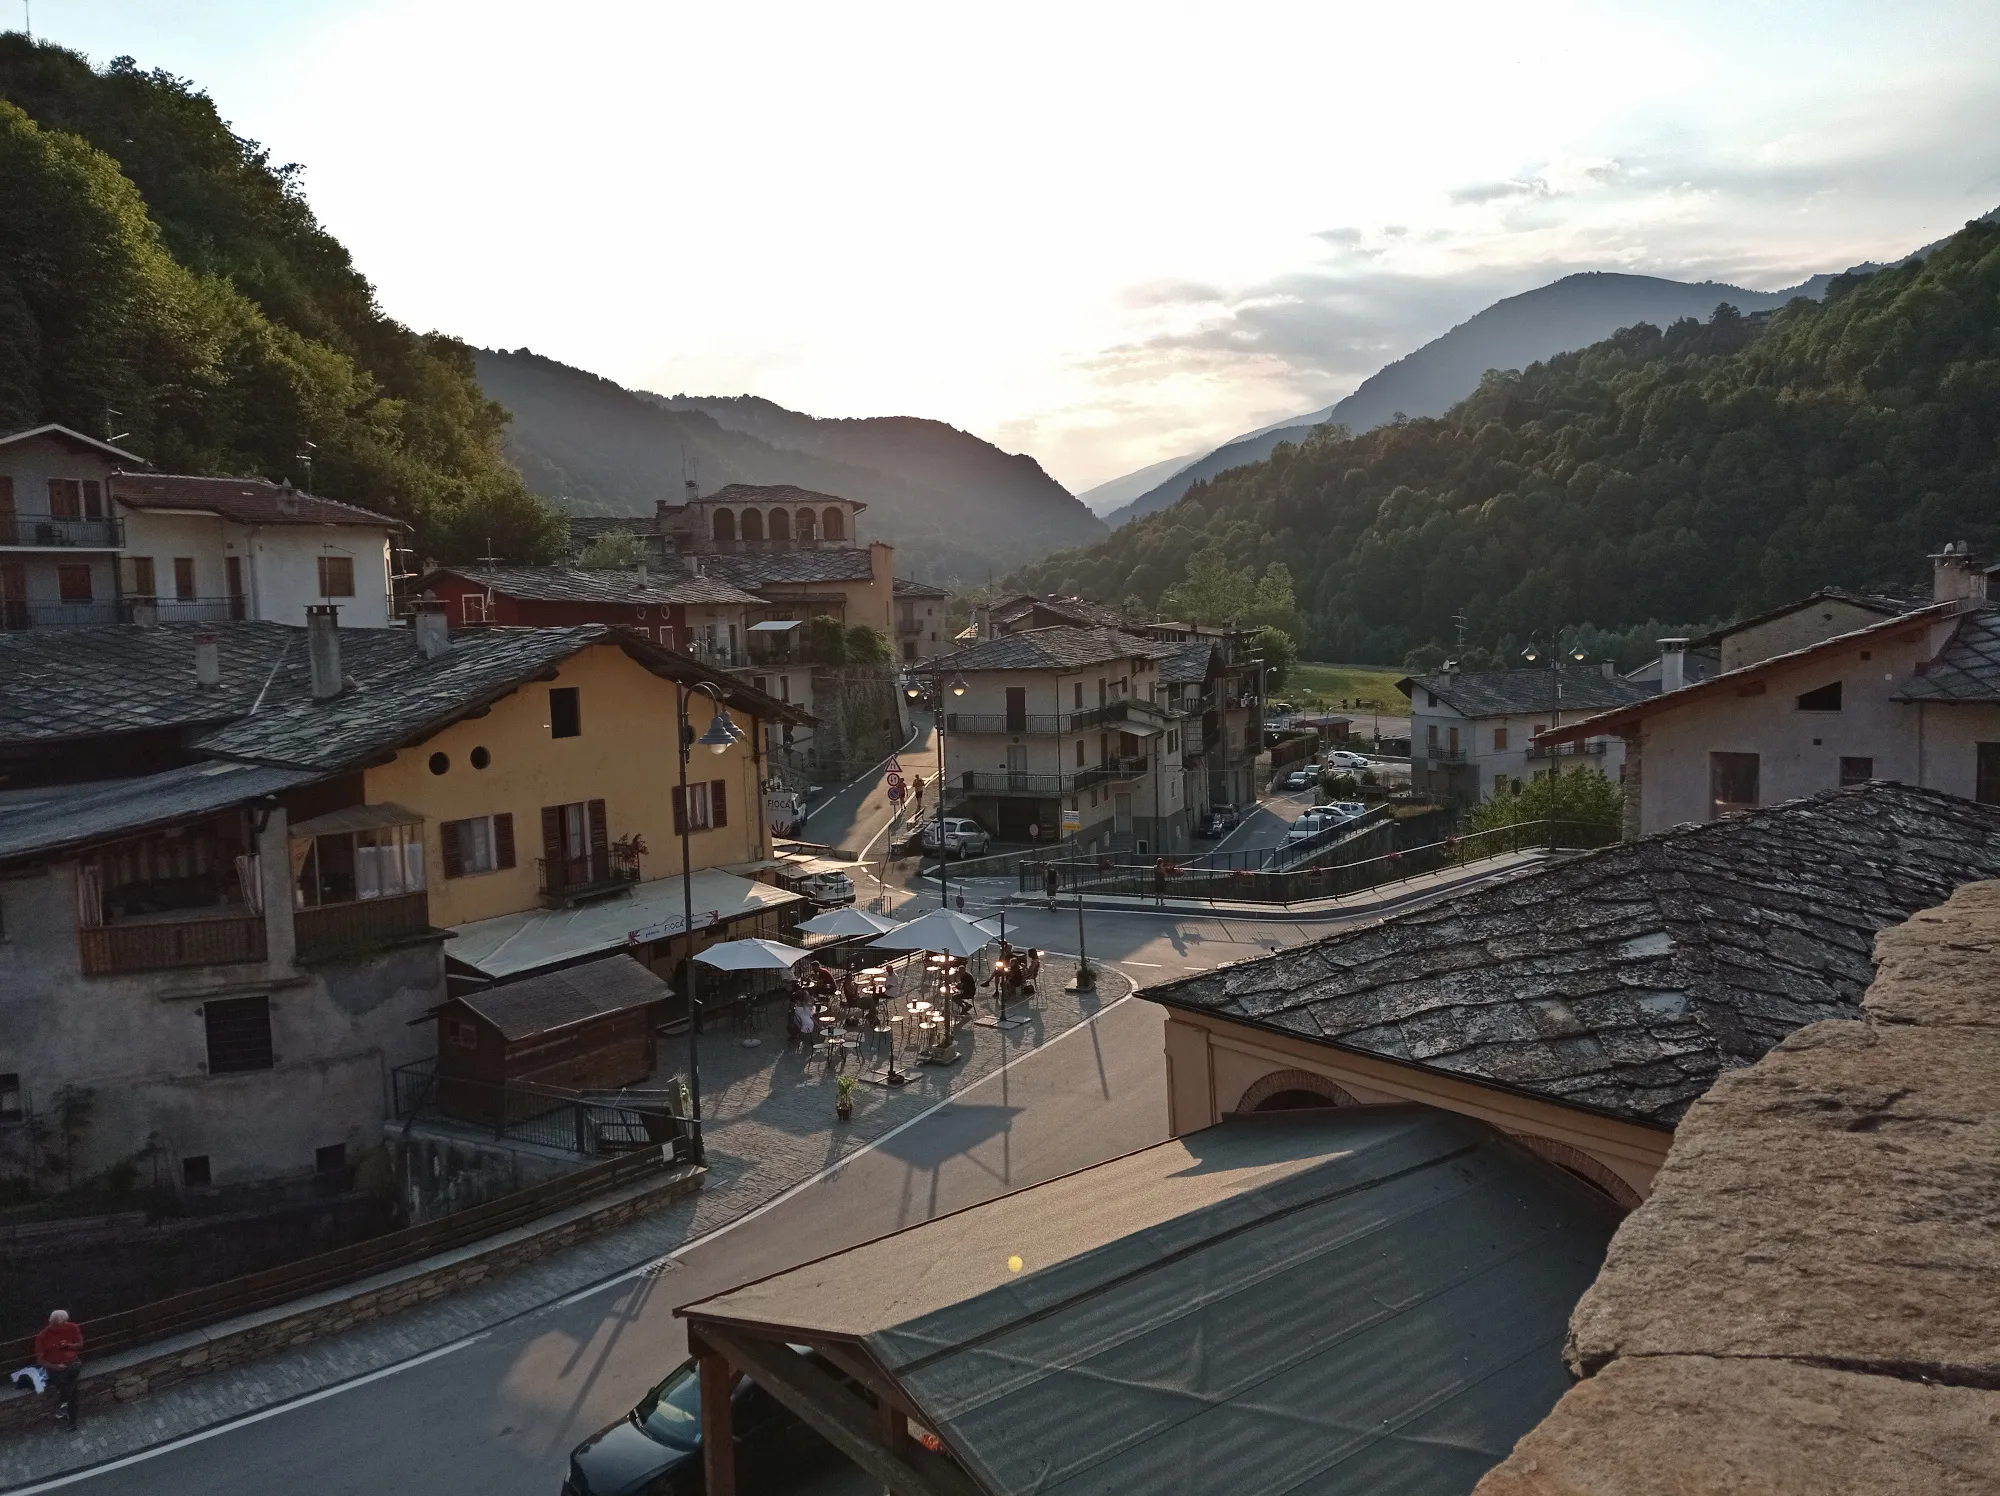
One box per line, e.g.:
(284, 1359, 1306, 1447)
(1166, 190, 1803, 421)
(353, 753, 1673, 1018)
(796, 871, 856, 907)
(920, 817, 992, 858)
(1325, 749, 1372, 769)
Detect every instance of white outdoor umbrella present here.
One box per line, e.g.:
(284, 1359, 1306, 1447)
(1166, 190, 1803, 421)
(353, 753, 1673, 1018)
(795, 907, 907, 938)
(693, 938, 813, 972)
(867, 908, 998, 960)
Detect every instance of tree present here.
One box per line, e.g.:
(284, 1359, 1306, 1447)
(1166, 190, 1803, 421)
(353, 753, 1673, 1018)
(1253, 625, 1298, 688)
(576, 531, 647, 569)
(843, 625, 891, 663)
(1467, 766, 1623, 846)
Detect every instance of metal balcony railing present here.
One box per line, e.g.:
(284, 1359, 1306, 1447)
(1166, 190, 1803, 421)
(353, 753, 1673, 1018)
(124, 596, 249, 624)
(1526, 739, 1610, 761)
(2, 600, 120, 630)
(945, 698, 1179, 738)
(0, 515, 124, 548)
(957, 757, 1151, 799)
(79, 911, 268, 975)
(1424, 745, 1470, 764)
(537, 846, 642, 907)
(294, 891, 432, 963)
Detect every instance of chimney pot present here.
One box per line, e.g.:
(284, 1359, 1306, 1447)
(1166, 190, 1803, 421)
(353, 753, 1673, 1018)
(129, 600, 159, 628)
(1601, 660, 1615, 679)
(412, 600, 449, 660)
(1658, 638, 1689, 694)
(307, 604, 342, 700)
(636, 561, 649, 587)
(193, 631, 221, 689)
(1931, 542, 1986, 604)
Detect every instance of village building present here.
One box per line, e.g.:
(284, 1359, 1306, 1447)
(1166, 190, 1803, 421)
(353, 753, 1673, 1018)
(1401, 664, 1653, 805)
(1139, 782, 2000, 1208)
(892, 576, 949, 664)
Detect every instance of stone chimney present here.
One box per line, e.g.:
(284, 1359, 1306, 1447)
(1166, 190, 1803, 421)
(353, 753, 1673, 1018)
(307, 604, 342, 700)
(636, 561, 649, 588)
(973, 605, 993, 641)
(193, 631, 221, 689)
(1931, 542, 1986, 604)
(1601, 660, 1616, 679)
(412, 599, 450, 660)
(1658, 638, 1689, 694)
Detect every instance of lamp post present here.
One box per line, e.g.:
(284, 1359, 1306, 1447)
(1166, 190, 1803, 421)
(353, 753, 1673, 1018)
(904, 665, 968, 911)
(1521, 635, 1588, 852)
(675, 680, 745, 1167)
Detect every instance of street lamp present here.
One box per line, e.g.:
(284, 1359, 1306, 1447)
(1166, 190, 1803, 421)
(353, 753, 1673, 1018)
(904, 667, 967, 912)
(675, 680, 744, 1165)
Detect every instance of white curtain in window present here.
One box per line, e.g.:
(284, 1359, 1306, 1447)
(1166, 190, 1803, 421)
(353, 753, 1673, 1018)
(402, 830, 426, 891)
(355, 841, 385, 900)
(235, 853, 264, 914)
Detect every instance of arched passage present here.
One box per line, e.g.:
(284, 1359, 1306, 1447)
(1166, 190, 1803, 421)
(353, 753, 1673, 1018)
(1235, 1069, 1358, 1113)
(769, 508, 791, 543)
(822, 506, 845, 541)
(796, 507, 816, 542)
(739, 508, 764, 543)
(712, 509, 735, 544)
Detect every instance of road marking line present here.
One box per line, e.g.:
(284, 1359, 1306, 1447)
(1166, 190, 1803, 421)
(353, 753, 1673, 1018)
(11, 989, 1138, 1489)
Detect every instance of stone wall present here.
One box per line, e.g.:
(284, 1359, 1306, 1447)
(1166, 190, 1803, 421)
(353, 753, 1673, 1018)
(1473, 880, 2000, 1496)
(807, 667, 901, 779)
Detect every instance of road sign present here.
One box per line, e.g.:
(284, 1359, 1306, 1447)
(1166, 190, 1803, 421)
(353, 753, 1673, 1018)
(887, 758, 904, 776)
(1061, 811, 1082, 835)
(887, 783, 905, 804)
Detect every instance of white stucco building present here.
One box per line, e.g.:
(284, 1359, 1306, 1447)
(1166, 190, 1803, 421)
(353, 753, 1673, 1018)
(0, 425, 136, 628)
(1401, 665, 1654, 805)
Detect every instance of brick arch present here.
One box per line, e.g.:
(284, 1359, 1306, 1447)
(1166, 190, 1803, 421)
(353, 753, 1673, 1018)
(1503, 1131, 1642, 1210)
(1235, 1069, 1359, 1113)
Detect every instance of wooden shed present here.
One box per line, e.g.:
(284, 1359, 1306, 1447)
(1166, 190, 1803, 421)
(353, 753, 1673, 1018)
(436, 954, 665, 1125)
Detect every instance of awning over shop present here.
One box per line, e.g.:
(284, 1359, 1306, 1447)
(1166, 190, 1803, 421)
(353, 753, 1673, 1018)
(449, 867, 804, 979)
(289, 802, 425, 838)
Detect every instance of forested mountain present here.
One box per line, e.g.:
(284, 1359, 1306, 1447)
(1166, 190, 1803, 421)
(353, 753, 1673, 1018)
(477, 349, 1106, 584)
(1009, 222, 2000, 664)
(0, 35, 563, 560)
(1103, 271, 1832, 528)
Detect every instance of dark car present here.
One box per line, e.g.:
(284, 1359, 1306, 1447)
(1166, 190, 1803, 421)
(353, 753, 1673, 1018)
(564, 1348, 845, 1495)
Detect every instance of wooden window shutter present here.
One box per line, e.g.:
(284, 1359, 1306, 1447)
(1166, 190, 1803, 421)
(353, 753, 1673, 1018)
(587, 799, 608, 853)
(672, 785, 687, 836)
(441, 821, 466, 880)
(710, 779, 728, 829)
(0, 475, 13, 513)
(540, 806, 563, 868)
(493, 813, 516, 870)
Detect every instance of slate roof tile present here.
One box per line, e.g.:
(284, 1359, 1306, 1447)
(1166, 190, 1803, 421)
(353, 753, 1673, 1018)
(1895, 605, 2000, 702)
(936, 625, 1179, 674)
(112, 473, 400, 528)
(1141, 782, 2000, 1127)
(1402, 665, 1656, 718)
(698, 550, 878, 586)
(423, 566, 765, 606)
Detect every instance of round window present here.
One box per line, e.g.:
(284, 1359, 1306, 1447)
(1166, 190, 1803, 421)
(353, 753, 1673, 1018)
(470, 746, 491, 770)
(428, 752, 449, 776)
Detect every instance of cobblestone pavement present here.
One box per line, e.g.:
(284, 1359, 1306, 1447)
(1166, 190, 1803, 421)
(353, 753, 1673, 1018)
(0, 957, 1129, 1489)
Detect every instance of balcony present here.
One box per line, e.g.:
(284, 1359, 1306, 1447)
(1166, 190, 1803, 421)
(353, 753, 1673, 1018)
(957, 758, 1150, 800)
(2, 600, 121, 630)
(536, 845, 643, 908)
(1424, 745, 1469, 764)
(0, 514, 124, 549)
(79, 911, 267, 976)
(125, 596, 248, 625)
(944, 699, 1177, 738)
(294, 890, 433, 962)
(1526, 739, 1610, 761)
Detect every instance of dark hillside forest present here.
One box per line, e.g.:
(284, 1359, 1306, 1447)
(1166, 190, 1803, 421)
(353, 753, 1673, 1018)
(0, 35, 562, 560)
(1009, 222, 2000, 663)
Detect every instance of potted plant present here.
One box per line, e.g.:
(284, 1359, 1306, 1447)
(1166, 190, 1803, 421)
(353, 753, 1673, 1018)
(834, 1073, 857, 1121)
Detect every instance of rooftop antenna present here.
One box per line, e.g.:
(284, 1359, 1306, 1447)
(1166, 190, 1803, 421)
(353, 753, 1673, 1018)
(102, 407, 131, 444)
(1452, 610, 1469, 650)
(296, 440, 317, 492)
(23, 2, 29, 42)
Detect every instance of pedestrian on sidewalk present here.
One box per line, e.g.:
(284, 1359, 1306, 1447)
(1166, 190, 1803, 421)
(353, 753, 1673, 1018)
(36, 1309, 82, 1430)
(1153, 856, 1169, 907)
(1043, 863, 1060, 911)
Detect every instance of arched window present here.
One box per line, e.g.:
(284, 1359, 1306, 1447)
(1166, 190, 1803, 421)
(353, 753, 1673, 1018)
(822, 506, 845, 541)
(739, 508, 764, 543)
(769, 508, 791, 543)
(712, 509, 735, 544)
(796, 508, 816, 542)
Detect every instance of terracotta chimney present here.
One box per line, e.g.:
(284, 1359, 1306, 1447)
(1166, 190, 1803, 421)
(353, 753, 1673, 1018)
(193, 631, 221, 689)
(307, 604, 342, 700)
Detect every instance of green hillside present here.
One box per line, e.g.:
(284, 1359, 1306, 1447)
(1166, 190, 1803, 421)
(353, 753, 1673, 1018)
(0, 35, 562, 561)
(1009, 222, 2000, 662)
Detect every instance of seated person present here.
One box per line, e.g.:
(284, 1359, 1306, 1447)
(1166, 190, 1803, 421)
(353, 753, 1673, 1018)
(841, 970, 862, 1007)
(1021, 948, 1041, 992)
(954, 967, 977, 1016)
(788, 996, 817, 1045)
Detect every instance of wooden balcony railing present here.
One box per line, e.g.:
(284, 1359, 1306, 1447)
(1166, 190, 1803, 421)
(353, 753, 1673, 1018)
(79, 913, 267, 975)
(294, 891, 432, 962)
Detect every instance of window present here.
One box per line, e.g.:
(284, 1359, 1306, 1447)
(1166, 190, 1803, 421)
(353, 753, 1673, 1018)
(672, 780, 730, 834)
(1978, 743, 2000, 806)
(1710, 752, 1760, 819)
(83, 481, 103, 518)
(126, 556, 157, 598)
(315, 1143, 347, 1175)
(460, 592, 490, 625)
(204, 996, 274, 1074)
(1796, 681, 1843, 712)
(441, 814, 515, 878)
(1075, 739, 1085, 767)
(294, 824, 425, 906)
(182, 1155, 212, 1187)
(549, 686, 582, 738)
(318, 555, 356, 598)
(1074, 683, 1083, 710)
(450, 1016, 479, 1049)
(1493, 727, 1508, 751)
(1839, 756, 1874, 787)
(174, 557, 196, 600)
(46, 478, 81, 519)
(0, 1073, 20, 1124)
(57, 564, 92, 603)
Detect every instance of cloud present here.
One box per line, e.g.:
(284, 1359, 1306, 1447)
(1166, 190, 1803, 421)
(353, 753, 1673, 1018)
(1448, 177, 1556, 206)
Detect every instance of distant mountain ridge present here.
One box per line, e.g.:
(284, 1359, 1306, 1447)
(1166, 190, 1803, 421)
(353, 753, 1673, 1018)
(476, 351, 1105, 585)
(1103, 270, 1831, 527)
(1074, 450, 1203, 516)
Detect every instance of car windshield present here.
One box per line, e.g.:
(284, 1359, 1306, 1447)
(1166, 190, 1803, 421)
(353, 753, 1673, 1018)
(635, 1364, 702, 1448)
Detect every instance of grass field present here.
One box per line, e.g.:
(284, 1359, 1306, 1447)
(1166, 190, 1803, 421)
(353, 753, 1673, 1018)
(1282, 662, 1408, 712)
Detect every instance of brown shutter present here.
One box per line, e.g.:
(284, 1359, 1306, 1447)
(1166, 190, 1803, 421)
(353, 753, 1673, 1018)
(587, 799, 608, 853)
(710, 779, 727, 829)
(493, 813, 516, 870)
(441, 820, 466, 880)
(0, 475, 13, 514)
(82, 480, 103, 519)
(541, 805, 562, 868)
(672, 785, 687, 836)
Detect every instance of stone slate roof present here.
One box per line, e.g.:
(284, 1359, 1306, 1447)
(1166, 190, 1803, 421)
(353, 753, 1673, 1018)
(1401, 666, 1656, 719)
(1141, 783, 2000, 1129)
(1687, 585, 1919, 648)
(0, 761, 321, 865)
(0, 622, 299, 747)
(1158, 637, 1215, 685)
(699, 482, 863, 512)
(458, 953, 668, 1040)
(892, 577, 948, 598)
(112, 473, 401, 528)
(699, 550, 878, 587)
(1894, 605, 2000, 702)
(991, 593, 1130, 630)
(424, 566, 764, 606)
(938, 625, 1177, 674)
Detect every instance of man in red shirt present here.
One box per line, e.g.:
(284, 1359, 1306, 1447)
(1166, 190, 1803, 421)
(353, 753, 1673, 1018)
(35, 1310, 83, 1429)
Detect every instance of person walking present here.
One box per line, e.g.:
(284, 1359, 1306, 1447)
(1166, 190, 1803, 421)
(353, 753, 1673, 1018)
(36, 1310, 83, 1430)
(1043, 863, 1060, 911)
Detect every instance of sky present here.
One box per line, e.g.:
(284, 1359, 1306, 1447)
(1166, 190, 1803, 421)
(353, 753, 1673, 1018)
(19, 0, 2000, 492)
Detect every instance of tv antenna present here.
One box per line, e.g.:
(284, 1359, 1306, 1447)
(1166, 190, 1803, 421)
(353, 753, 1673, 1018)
(296, 440, 317, 492)
(103, 408, 131, 444)
(1452, 610, 1469, 649)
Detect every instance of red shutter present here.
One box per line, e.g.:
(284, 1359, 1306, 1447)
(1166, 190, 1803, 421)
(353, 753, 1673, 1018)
(672, 786, 687, 836)
(710, 779, 728, 830)
(587, 799, 608, 853)
(493, 813, 516, 870)
(441, 820, 465, 880)
(541, 806, 562, 869)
